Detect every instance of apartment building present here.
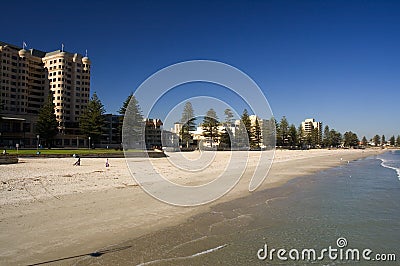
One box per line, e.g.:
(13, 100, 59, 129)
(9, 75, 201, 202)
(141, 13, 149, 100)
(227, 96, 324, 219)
(0, 41, 90, 147)
(301, 118, 322, 135)
(301, 118, 323, 146)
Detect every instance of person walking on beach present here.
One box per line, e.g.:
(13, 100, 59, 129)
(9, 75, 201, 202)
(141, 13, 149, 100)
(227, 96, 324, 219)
(105, 158, 110, 168)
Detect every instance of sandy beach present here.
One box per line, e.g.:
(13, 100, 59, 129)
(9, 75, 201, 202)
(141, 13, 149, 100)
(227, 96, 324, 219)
(0, 149, 383, 265)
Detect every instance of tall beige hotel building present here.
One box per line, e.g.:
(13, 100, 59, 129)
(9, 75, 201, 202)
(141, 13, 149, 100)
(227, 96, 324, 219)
(0, 41, 91, 147)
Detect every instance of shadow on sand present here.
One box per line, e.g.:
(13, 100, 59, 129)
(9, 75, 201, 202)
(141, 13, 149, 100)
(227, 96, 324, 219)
(27, 245, 132, 265)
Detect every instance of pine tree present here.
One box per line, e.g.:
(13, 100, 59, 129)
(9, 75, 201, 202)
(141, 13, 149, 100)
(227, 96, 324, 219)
(252, 118, 262, 148)
(202, 108, 219, 148)
(238, 109, 252, 149)
(311, 128, 320, 147)
(330, 129, 342, 147)
(262, 118, 275, 149)
(241, 109, 252, 136)
(224, 108, 234, 126)
(288, 124, 297, 148)
(80, 93, 106, 146)
(361, 136, 368, 146)
(396, 135, 400, 147)
(373, 135, 381, 146)
(120, 94, 144, 149)
(344, 131, 359, 147)
(381, 135, 386, 146)
(219, 128, 231, 150)
(389, 135, 395, 146)
(323, 125, 330, 147)
(278, 116, 289, 147)
(297, 124, 304, 148)
(220, 108, 234, 149)
(35, 95, 58, 147)
(180, 102, 196, 148)
(119, 93, 133, 115)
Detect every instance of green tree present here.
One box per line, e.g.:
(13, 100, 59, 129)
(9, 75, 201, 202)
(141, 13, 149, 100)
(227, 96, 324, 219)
(288, 124, 297, 147)
(241, 109, 252, 137)
(330, 129, 342, 147)
(361, 136, 368, 146)
(311, 128, 320, 148)
(343, 131, 359, 147)
(121, 94, 144, 149)
(118, 93, 133, 143)
(35, 95, 58, 147)
(262, 118, 275, 149)
(297, 124, 304, 148)
(278, 116, 289, 147)
(381, 135, 386, 146)
(234, 123, 248, 149)
(252, 118, 262, 148)
(396, 135, 400, 147)
(180, 102, 196, 148)
(389, 135, 395, 146)
(323, 125, 331, 147)
(202, 108, 219, 148)
(219, 128, 231, 149)
(373, 135, 381, 146)
(224, 108, 234, 126)
(119, 93, 133, 115)
(80, 93, 106, 146)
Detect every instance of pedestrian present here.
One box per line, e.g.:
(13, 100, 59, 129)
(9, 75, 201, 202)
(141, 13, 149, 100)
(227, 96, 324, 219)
(105, 158, 110, 167)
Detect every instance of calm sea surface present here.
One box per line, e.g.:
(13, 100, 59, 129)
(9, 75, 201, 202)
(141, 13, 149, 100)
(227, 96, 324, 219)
(80, 151, 400, 265)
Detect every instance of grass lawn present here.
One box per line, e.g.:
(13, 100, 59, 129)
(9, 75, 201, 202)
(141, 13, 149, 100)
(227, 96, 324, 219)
(6, 149, 124, 155)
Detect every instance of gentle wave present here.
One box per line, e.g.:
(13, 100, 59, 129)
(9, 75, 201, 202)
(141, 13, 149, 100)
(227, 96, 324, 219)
(136, 244, 228, 265)
(379, 158, 400, 179)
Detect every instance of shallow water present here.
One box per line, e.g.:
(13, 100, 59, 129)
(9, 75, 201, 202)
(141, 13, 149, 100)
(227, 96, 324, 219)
(78, 152, 400, 265)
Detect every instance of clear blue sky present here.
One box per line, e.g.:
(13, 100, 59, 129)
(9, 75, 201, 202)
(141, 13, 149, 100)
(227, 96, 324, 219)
(1, 0, 399, 139)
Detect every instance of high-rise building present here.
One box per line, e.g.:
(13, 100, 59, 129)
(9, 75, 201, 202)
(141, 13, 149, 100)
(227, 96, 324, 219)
(42, 50, 91, 127)
(301, 118, 322, 135)
(301, 118, 323, 145)
(0, 41, 90, 147)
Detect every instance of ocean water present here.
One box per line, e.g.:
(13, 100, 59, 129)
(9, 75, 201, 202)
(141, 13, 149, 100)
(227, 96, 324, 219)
(79, 151, 400, 265)
(378, 150, 400, 179)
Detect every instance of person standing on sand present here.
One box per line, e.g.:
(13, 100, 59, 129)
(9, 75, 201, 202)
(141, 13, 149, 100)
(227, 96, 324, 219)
(105, 158, 109, 167)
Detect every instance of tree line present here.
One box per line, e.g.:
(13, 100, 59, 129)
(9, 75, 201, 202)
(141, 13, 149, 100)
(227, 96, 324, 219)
(179, 102, 273, 150)
(34, 92, 136, 147)
(33, 94, 400, 149)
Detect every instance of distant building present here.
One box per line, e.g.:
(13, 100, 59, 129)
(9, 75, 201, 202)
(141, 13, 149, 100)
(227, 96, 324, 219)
(301, 118, 322, 135)
(161, 130, 179, 150)
(173, 122, 183, 135)
(100, 114, 123, 148)
(145, 118, 163, 149)
(0, 41, 90, 148)
(301, 118, 322, 145)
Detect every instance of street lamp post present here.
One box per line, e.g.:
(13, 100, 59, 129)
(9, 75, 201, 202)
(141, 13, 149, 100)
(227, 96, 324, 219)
(36, 135, 40, 153)
(88, 136, 91, 149)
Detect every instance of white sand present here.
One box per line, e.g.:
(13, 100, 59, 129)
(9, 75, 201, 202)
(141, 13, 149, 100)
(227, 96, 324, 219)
(0, 149, 383, 265)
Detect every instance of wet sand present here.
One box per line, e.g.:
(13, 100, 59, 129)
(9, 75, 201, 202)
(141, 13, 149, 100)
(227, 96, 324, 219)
(0, 149, 383, 265)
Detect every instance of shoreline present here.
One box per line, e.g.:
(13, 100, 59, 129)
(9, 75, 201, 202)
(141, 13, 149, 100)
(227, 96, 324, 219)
(0, 149, 385, 265)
